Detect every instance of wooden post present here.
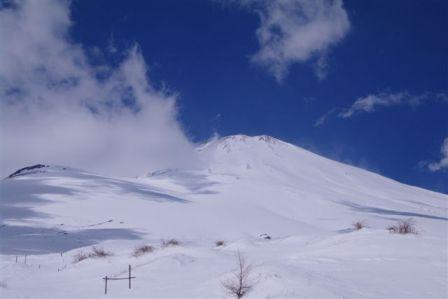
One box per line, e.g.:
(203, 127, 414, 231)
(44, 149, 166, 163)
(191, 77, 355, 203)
(24, 255, 27, 264)
(128, 265, 131, 289)
(15, 256, 17, 263)
(104, 276, 108, 295)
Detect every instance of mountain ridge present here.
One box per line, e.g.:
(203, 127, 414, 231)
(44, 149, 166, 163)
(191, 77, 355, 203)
(1, 135, 447, 298)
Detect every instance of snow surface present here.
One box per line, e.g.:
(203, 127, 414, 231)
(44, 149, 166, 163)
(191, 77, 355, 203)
(0, 135, 447, 298)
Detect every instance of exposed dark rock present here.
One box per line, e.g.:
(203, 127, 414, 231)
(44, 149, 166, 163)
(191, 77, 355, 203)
(6, 164, 49, 179)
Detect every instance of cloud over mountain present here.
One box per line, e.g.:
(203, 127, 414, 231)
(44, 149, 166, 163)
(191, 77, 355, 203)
(0, 0, 200, 177)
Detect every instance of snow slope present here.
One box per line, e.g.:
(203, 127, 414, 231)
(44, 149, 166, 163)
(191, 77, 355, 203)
(0, 135, 447, 298)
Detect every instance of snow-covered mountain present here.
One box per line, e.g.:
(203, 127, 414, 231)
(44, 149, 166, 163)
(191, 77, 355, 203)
(0, 135, 447, 298)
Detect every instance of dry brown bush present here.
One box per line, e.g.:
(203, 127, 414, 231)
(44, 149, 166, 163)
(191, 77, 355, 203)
(73, 252, 88, 263)
(133, 244, 154, 257)
(222, 251, 253, 298)
(216, 240, 225, 247)
(89, 246, 113, 258)
(162, 239, 180, 247)
(353, 220, 367, 230)
(387, 218, 417, 234)
(73, 247, 112, 263)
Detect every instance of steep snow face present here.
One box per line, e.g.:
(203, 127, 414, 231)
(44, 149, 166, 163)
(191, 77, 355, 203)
(199, 134, 397, 188)
(199, 134, 409, 188)
(0, 135, 447, 298)
(201, 134, 446, 199)
(196, 135, 447, 232)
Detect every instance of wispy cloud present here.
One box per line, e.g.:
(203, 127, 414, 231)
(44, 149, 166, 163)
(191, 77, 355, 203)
(0, 0, 200, 177)
(339, 92, 447, 118)
(315, 91, 448, 126)
(428, 138, 448, 172)
(314, 108, 338, 127)
(236, 0, 350, 82)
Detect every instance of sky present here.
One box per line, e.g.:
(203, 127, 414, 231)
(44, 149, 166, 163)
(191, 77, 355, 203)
(0, 0, 447, 193)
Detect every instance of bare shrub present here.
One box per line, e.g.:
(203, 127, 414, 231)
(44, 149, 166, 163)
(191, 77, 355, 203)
(162, 239, 180, 247)
(387, 218, 417, 234)
(73, 252, 88, 263)
(133, 244, 154, 257)
(89, 246, 113, 258)
(222, 251, 253, 298)
(0, 281, 7, 288)
(73, 247, 112, 263)
(216, 240, 225, 247)
(353, 220, 367, 230)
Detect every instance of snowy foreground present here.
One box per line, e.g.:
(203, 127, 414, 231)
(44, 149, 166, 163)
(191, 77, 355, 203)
(0, 135, 447, 298)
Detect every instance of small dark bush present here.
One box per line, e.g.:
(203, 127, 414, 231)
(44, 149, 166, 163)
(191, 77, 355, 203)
(162, 239, 180, 247)
(133, 244, 154, 257)
(73, 252, 88, 263)
(216, 240, 225, 247)
(89, 246, 113, 258)
(0, 281, 7, 289)
(73, 247, 112, 263)
(387, 219, 417, 234)
(353, 220, 367, 230)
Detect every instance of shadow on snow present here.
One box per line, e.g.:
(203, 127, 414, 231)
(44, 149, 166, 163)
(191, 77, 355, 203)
(339, 200, 448, 221)
(0, 225, 142, 255)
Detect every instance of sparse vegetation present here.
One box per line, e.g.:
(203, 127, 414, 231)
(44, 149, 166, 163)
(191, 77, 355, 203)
(0, 281, 7, 289)
(216, 240, 225, 247)
(353, 220, 367, 230)
(133, 244, 154, 257)
(73, 252, 88, 263)
(90, 246, 113, 258)
(222, 251, 253, 298)
(162, 239, 180, 247)
(73, 247, 113, 263)
(387, 218, 417, 234)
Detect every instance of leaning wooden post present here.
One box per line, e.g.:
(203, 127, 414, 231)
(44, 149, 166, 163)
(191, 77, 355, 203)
(104, 276, 108, 295)
(128, 264, 131, 289)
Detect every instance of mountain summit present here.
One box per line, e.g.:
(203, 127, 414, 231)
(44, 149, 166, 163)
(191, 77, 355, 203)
(1, 135, 447, 298)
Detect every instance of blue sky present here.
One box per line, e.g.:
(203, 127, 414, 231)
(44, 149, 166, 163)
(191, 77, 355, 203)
(1, 0, 447, 193)
(70, 0, 447, 192)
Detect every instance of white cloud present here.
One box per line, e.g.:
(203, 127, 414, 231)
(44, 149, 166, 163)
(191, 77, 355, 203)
(340, 92, 429, 118)
(315, 91, 448, 126)
(239, 0, 350, 81)
(0, 0, 200, 177)
(313, 108, 338, 127)
(428, 138, 448, 172)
